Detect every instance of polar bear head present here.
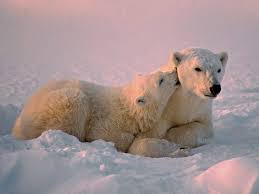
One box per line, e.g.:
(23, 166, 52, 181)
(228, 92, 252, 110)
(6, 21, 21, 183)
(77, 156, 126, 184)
(123, 71, 178, 131)
(168, 48, 228, 99)
(132, 71, 178, 108)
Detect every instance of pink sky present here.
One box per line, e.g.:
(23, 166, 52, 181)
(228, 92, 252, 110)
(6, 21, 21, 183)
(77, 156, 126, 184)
(0, 0, 259, 68)
(2, 0, 259, 17)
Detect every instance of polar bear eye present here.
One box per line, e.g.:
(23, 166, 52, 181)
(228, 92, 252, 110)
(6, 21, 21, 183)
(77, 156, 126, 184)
(158, 78, 165, 86)
(194, 67, 202, 72)
(136, 96, 146, 106)
(217, 69, 221, 73)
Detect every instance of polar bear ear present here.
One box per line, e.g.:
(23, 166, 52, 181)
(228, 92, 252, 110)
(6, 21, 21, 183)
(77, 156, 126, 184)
(169, 52, 183, 67)
(135, 96, 146, 106)
(218, 52, 228, 67)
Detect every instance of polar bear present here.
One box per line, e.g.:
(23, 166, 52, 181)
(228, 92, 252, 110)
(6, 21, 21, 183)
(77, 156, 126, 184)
(12, 71, 179, 152)
(129, 48, 228, 156)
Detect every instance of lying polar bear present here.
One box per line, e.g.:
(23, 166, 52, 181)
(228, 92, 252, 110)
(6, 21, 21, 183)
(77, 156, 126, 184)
(129, 48, 228, 157)
(12, 71, 179, 153)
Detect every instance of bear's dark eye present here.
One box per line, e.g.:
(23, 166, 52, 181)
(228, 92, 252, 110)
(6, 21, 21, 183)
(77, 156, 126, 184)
(217, 69, 221, 73)
(136, 96, 146, 105)
(194, 67, 202, 72)
(159, 78, 164, 86)
(137, 99, 145, 103)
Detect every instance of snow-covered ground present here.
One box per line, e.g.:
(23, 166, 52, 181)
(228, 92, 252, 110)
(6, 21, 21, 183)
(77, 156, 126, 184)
(0, 61, 259, 194)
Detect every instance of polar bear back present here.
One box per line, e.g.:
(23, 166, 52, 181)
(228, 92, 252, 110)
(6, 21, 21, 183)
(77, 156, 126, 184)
(12, 71, 178, 152)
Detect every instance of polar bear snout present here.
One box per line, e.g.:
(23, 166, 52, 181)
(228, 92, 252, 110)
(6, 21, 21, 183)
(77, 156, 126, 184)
(209, 84, 221, 96)
(168, 71, 179, 86)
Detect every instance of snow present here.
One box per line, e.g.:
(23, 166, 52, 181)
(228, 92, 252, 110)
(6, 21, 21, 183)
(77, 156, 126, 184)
(1, 0, 259, 192)
(0, 104, 20, 135)
(0, 61, 259, 194)
(195, 157, 259, 194)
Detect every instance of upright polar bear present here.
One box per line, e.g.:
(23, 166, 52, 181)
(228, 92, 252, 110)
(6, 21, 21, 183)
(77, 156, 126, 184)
(129, 48, 228, 157)
(12, 71, 179, 153)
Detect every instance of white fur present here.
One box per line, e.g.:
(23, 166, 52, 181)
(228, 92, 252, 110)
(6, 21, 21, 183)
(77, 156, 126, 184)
(12, 71, 178, 153)
(129, 48, 228, 157)
(163, 48, 227, 147)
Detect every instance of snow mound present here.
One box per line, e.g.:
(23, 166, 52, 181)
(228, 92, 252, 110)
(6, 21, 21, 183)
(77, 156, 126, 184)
(195, 157, 259, 194)
(2, 130, 258, 194)
(0, 130, 200, 194)
(1, 59, 259, 193)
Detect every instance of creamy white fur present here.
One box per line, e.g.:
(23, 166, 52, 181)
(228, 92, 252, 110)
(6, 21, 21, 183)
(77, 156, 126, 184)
(129, 48, 228, 157)
(12, 71, 178, 152)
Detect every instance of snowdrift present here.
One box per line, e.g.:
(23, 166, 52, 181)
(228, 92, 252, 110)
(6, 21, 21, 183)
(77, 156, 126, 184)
(1, 63, 259, 194)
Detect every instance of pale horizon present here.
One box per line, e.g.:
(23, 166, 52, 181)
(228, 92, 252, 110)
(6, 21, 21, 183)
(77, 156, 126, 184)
(0, 0, 259, 70)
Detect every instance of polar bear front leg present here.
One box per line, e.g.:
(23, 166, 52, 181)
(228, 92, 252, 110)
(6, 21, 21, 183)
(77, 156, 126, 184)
(165, 121, 213, 148)
(87, 128, 135, 153)
(114, 132, 135, 152)
(128, 138, 191, 158)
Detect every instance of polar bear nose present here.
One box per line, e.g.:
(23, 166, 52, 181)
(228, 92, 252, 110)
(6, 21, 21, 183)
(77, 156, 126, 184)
(210, 84, 221, 96)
